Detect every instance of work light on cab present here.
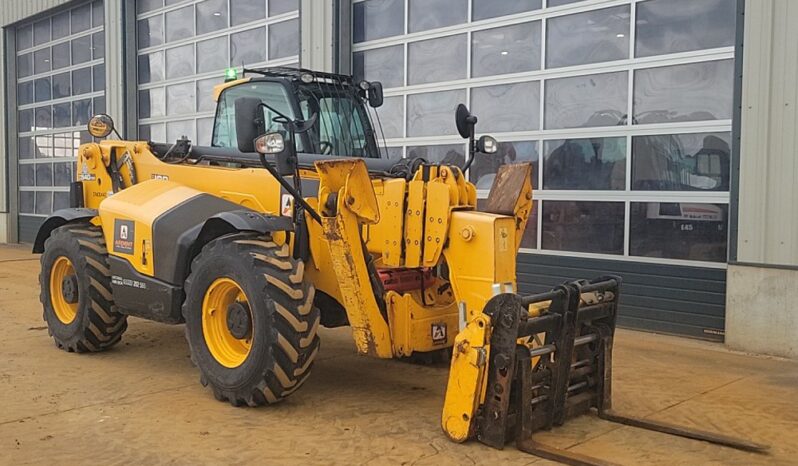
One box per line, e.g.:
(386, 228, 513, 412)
(477, 135, 498, 154)
(254, 133, 285, 155)
(224, 67, 238, 82)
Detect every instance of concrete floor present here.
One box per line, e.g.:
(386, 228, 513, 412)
(1, 243, 797, 465)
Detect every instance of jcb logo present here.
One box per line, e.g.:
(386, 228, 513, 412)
(151, 174, 169, 181)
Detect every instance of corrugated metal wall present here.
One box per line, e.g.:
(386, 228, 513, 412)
(518, 254, 727, 341)
(737, 0, 798, 267)
(0, 0, 72, 26)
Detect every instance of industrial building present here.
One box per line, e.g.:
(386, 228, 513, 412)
(0, 0, 794, 357)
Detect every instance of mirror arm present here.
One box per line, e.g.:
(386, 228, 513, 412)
(257, 153, 322, 225)
(286, 124, 304, 200)
(461, 125, 477, 173)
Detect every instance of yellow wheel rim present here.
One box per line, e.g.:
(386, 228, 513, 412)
(202, 278, 253, 368)
(49, 256, 79, 324)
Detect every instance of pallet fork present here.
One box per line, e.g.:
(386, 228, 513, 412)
(468, 277, 768, 465)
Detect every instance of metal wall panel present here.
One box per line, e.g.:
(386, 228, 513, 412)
(0, 0, 72, 27)
(737, 0, 798, 267)
(1, 32, 10, 231)
(518, 253, 727, 341)
(105, 0, 127, 133)
(18, 215, 44, 244)
(300, 0, 332, 71)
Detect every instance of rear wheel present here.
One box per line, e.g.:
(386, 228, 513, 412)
(183, 234, 320, 406)
(39, 224, 128, 352)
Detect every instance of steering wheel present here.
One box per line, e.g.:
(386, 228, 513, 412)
(319, 141, 333, 155)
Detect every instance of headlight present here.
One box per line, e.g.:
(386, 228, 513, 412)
(87, 114, 114, 138)
(254, 133, 286, 154)
(300, 72, 315, 84)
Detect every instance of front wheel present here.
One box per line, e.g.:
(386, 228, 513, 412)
(39, 224, 128, 352)
(183, 234, 320, 406)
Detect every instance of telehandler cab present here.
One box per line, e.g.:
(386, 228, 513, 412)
(34, 67, 766, 464)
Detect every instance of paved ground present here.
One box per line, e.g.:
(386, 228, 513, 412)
(1, 243, 797, 465)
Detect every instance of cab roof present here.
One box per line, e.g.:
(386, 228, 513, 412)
(212, 66, 361, 102)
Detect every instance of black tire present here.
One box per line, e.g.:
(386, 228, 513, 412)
(39, 223, 128, 352)
(183, 233, 320, 406)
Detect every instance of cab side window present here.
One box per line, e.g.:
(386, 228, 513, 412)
(299, 93, 370, 157)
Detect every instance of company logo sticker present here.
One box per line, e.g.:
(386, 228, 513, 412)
(79, 164, 96, 181)
(281, 194, 293, 216)
(431, 322, 447, 345)
(113, 219, 135, 254)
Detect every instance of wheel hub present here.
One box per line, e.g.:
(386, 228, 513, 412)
(61, 274, 79, 304)
(202, 277, 252, 368)
(226, 301, 252, 340)
(50, 256, 79, 324)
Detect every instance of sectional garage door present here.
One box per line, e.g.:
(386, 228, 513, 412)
(13, 1, 105, 241)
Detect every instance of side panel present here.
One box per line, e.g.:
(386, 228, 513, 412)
(403, 180, 425, 267)
(365, 178, 406, 266)
(79, 142, 285, 215)
(98, 180, 202, 279)
(98, 180, 290, 323)
(443, 211, 518, 322)
(109, 256, 184, 324)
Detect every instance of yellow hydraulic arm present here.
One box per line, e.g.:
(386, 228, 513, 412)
(315, 159, 393, 358)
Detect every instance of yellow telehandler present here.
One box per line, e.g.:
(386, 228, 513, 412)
(33, 67, 765, 465)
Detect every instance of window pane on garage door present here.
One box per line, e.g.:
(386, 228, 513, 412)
(136, 0, 300, 146)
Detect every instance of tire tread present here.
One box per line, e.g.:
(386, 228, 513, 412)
(183, 234, 320, 406)
(40, 223, 127, 352)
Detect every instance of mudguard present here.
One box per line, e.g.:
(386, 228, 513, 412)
(32, 208, 98, 253)
(158, 206, 294, 285)
(195, 210, 294, 247)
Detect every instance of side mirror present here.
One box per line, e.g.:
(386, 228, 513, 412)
(254, 133, 296, 176)
(87, 114, 115, 139)
(368, 81, 384, 108)
(234, 97, 265, 152)
(453, 105, 500, 171)
(455, 104, 477, 140)
(455, 104, 483, 172)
